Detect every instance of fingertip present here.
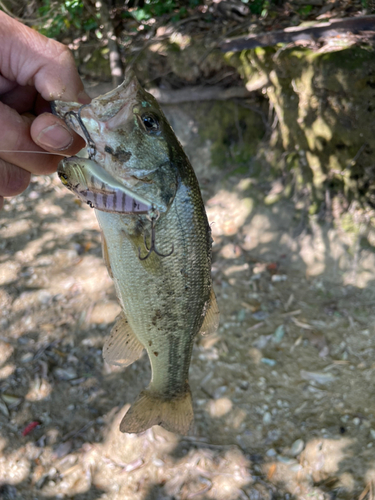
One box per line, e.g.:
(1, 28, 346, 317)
(37, 123, 74, 151)
(78, 90, 92, 104)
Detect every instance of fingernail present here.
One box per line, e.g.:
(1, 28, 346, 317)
(37, 124, 73, 150)
(77, 90, 91, 104)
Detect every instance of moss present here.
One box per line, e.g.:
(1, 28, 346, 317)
(341, 213, 360, 235)
(197, 101, 266, 170)
(238, 45, 375, 208)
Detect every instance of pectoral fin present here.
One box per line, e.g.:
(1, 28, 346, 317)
(101, 233, 113, 279)
(103, 312, 144, 366)
(200, 287, 220, 336)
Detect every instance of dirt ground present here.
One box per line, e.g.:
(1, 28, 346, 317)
(1, 100, 375, 500)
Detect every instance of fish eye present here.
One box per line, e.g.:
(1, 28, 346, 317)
(141, 113, 159, 134)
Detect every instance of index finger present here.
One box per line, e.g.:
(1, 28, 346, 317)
(0, 11, 90, 104)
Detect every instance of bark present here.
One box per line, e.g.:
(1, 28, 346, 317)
(95, 0, 123, 87)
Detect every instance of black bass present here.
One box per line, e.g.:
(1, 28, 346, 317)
(53, 71, 219, 435)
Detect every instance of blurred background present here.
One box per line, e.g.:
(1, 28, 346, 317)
(1, 1, 375, 498)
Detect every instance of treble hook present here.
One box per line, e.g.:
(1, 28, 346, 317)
(138, 209, 174, 261)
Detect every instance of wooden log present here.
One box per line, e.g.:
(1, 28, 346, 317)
(148, 78, 267, 104)
(220, 15, 375, 52)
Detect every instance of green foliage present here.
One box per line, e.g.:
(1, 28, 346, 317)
(298, 4, 313, 16)
(126, 0, 202, 22)
(245, 0, 279, 16)
(37, 0, 98, 38)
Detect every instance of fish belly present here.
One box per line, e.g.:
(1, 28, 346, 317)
(95, 199, 211, 398)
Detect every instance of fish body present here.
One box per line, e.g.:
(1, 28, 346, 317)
(54, 72, 219, 434)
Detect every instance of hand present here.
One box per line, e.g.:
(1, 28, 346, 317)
(0, 11, 90, 210)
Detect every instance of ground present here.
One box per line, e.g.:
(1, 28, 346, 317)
(1, 99, 375, 500)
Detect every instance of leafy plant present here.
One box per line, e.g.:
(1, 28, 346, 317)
(298, 4, 313, 16)
(126, 0, 203, 22)
(246, 0, 277, 16)
(37, 0, 98, 38)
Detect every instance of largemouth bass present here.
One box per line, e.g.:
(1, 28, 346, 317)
(53, 71, 219, 435)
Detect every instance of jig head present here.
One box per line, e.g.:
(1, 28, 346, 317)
(138, 209, 174, 261)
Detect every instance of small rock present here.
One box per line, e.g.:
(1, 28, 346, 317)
(290, 439, 305, 456)
(266, 448, 277, 457)
(261, 358, 277, 367)
(208, 397, 232, 418)
(52, 441, 72, 459)
(53, 367, 77, 381)
(21, 353, 34, 363)
(300, 370, 336, 385)
(290, 463, 303, 472)
(353, 417, 361, 426)
(2, 394, 22, 407)
(237, 309, 247, 322)
(37, 290, 52, 305)
(253, 335, 270, 349)
(28, 190, 39, 200)
(277, 456, 295, 464)
(272, 325, 285, 343)
(370, 429, 375, 439)
(271, 274, 287, 282)
(252, 311, 269, 321)
(0, 401, 9, 417)
(263, 411, 272, 425)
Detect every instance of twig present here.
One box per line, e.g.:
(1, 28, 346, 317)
(62, 420, 95, 442)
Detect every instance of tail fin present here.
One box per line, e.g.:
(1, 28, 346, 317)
(120, 388, 194, 435)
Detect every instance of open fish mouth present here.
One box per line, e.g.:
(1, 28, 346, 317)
(58, 156, 152, 214)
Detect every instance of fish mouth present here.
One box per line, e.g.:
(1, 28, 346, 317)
(58, 156, 152, 214)
(52, 70, 140, 141)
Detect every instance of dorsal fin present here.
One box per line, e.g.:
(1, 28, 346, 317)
(103, 312, 144, 366)
(200, 288, 220, 336)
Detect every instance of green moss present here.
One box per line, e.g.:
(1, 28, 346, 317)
(197, 101, 265, 170)
(341, 213, 360, 235)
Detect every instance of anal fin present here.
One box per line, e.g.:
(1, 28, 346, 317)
(200, 287, 220, 336)
(103, 312, 144, 366)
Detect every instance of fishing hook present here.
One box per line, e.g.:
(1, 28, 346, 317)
(65, 104, 96, 158)
(138, 209, 174, 261)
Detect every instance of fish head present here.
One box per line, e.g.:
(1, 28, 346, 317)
(53, 71, 180, 187)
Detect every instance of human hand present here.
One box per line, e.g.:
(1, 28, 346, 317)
(0, 11, 91, 210)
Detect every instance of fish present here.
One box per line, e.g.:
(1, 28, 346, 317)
(53, 71, 219, 435)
